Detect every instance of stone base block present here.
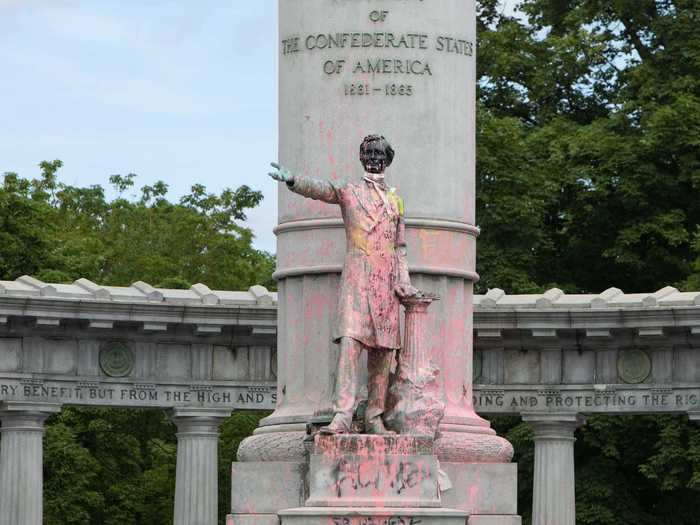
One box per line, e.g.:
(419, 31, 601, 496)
(279, 507, 468, 525)
(231, 462, 305, 514)
(226, 514, 279, 525)
(440, 463, 518, 515)
(468, 516, 522, 525)
(308, 434, 440, 508)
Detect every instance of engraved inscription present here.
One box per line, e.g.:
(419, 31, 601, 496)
(280, 3, 474, 96)
(472, 388, 700, 414)
(332, 518, 423, 525)
(0, 379, 277, 409)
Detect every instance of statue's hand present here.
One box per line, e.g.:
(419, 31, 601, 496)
(394, 283, 419, 299)
(268, 162, 295, 184)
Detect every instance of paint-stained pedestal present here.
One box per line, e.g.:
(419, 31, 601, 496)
(281, 434, 467, 525)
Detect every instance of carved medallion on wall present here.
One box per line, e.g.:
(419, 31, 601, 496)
(617, 348, 651, 384)
(99, 341, 135, 377)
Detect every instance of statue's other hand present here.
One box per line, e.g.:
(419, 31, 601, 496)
(394, 283, 419, 299)
(268, 162, 295, 184)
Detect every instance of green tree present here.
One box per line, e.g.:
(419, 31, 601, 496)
(0, 164, 275, 290)
(476, 0, 700, 294)
(476, 2, 700, 523)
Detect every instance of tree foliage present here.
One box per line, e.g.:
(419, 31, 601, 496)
(477, 2, 700, 523)
(42, 408, 269, 524)
(0, 162, 275, 290)
(476, 0, 700, 294)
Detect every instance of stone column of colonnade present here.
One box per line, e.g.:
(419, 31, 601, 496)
(523, 413, 586, 525)
(169, 408, 232, 525)
(0, 402, 61, 525)
(238, 0, 513, 466)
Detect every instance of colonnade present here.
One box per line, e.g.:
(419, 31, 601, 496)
(0, 402, 230, 525)
(0, 402, 696, 525)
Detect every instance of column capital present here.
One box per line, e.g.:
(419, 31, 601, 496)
(167, 407, 232, 435)
(522, 413, 586, 440)
(0, 402, 61, 431)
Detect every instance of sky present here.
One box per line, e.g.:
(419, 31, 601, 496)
(0, 0, 520, 254)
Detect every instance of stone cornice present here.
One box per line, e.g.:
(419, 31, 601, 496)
(0, 278, 698, 336)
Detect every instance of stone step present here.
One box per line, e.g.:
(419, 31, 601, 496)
(279, 506, 468, 525)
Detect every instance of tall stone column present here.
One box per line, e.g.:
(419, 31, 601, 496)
(169, 408, 232, 525)
(239, 0, 511, 466)
(523, 413, 585, 525)
(0, 401, 61, 525)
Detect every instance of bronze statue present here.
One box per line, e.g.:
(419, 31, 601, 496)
(269, 135, 417, 434)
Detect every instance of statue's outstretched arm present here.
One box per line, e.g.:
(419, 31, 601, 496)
(269, 162, 340, 204)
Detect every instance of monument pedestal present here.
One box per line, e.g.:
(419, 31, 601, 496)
(280, 433, 467, 525)
(235, 434, 522, 525)
(306, 434, 441, 508)
(228, 457, 521, 524)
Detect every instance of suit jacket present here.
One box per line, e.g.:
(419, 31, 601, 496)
(289, 175, 410, 349)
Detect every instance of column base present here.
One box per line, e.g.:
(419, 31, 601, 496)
(226, 515, 279, 525)
(237, 430, 307, 462)
(436, 431, 514, 463)
(238, 428, 515, 464)
(279, 507, 469, 525)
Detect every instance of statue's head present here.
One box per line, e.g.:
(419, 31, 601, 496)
(360, 135, 394, 174)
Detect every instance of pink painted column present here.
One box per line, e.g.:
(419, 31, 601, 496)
(402, 296, 432, 380)
(239, 0, 512, 465)
(385, 294, 444, 437)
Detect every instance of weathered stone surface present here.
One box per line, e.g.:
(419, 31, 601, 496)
(307, 435, 440, 508)
(435, 432, 514, 463)
(237, 431, 307, 462)
(0, 320, 276, 411)
(226, 514, 279, 525)
(279, 507, 468, 525)
(440, 463, 517, 515)
(231, 462, 305, 514)
(467, 516, 522, 525)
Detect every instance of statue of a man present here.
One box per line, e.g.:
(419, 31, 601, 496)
(270, 135, 416, 435)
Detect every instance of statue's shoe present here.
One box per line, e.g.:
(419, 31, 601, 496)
(318, 424, 347, 435)
(365, 416, 396, 435)
(319, 414, 351, 435)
